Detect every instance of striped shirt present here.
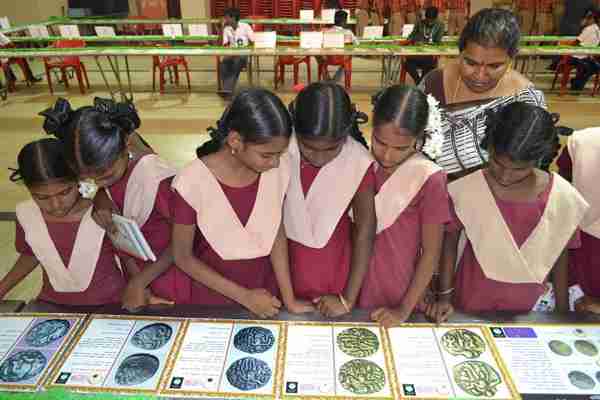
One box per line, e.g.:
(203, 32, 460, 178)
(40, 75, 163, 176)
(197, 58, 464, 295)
(436, 88, 546, 174)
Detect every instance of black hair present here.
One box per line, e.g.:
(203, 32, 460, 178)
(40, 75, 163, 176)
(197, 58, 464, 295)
(334, 10, 348, 27)
(289, 82, 368, 148)
(224, 7, 241, 22)
(425, 7, 439, 20)
(39, 97, 141, 174)
(197, 88, 293, 157)
(324, 0, 343, 9)
(459, 8, 520, 58)
(372, 85, 429, 138)
(481, 102, 572, 171)
(9, 138, 77, 187)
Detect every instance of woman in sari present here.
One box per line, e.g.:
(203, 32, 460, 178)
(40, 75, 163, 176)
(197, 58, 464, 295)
(420, 8, 546, 180)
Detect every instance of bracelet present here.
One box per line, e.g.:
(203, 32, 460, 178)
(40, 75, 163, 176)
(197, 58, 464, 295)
(438, 287, 455, 296)
(338, 294, 351, 313)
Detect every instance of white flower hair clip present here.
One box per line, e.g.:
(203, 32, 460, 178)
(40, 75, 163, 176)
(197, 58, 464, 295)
(78, 178, 98, 199)
(421, 94, 444, 160)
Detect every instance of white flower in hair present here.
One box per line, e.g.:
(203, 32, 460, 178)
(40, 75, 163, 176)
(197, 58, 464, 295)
(421, 94, 444, 160)
(78, 178, 98, 199)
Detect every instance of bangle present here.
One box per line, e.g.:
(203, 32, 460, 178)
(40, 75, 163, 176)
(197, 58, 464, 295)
(338, 294, 351, 313)
(438, 287, 455, 296)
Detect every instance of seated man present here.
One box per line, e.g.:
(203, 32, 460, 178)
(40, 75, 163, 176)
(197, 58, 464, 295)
(355, 0, 384, 38)
(0, 32, 41, 91)
(320, 10, 358, 83)
(218, 7, 254, 99)
(571, 11, 600, 91)
(404, 7, 445, 85)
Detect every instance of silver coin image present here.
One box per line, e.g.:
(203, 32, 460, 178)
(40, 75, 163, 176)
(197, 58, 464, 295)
(568, 371, 596, 390)
(114, 354, 160, 386)
(24, 319, 70, 347)
(0, 350, 47, 383)
(574, 340, 599, 357)
(548, 340, 573, 357)
(226, 357, 271, 391)
(233, 326, 275, 354)
(130, 323, 173, 351)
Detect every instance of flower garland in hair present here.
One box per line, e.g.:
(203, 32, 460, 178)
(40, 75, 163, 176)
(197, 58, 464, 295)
(78, 178, 98, 199)
(421, 94, 444, 160)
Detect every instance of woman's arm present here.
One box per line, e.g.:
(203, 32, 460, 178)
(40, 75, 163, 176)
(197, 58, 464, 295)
(270, 221, 314, 313)
(372, 223, 444, 327)
(552, 248, 569, 313)
(172, 223, 281, 318)
(425, 229, 457, 323)
(316, 185, 376, 317)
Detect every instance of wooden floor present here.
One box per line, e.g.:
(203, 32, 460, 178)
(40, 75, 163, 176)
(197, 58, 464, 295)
(0, 55, 599, 301)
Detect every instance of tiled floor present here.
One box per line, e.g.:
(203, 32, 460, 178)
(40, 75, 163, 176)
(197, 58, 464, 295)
(1, 56, 599, 301)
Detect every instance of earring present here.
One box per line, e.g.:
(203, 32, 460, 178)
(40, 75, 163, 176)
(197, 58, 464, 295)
(128, 151, 133, 160)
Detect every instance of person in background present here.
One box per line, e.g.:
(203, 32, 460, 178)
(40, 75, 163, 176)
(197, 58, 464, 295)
(0, 32, 41, 91)
(424, 0, 449, 27)
(447, 0, 469, 36)
(326, 9, 359, 44)
(559, 0, 599, 36)
(404, 7, 445, 85)
(389, 0, 419, 36)
(319, 10, 358, 84)
(355, 0, 385, 38)
(570, 11, 600, 91)
(218, 7, 254, 100)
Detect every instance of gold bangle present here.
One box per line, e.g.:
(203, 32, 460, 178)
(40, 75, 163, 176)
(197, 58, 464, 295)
(338, 294, 351, 313)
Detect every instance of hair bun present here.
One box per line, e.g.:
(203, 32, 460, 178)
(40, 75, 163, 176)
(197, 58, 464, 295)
(93, 97, 141, 134)
(8, 167, 22, 182)
(371, 89, 386, 107)
(38, 98, 73, 137)
(555, 126, 573, 137)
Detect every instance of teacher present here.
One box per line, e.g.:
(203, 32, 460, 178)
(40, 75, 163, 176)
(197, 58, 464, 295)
(420, 8, 546, 179)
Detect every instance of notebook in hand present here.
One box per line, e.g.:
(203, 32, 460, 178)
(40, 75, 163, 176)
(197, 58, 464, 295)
(109, 214, 157, 262)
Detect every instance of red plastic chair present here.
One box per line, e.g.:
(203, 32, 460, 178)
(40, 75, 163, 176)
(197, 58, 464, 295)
(152, 45, 191, 94)
(318, 56, 352, 88)
(43, 39, 90, 95)
(274, 55, 312, 88)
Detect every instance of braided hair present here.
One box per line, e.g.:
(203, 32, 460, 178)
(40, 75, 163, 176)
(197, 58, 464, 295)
(480, 102, 571, 171)
(290, 82, 369, 148)
(196, 88, 293, 158)
(39, 97, 141, 173)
